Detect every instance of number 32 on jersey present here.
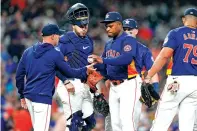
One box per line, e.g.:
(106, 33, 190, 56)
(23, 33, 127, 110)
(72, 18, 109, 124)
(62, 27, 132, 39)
(183, 43, 197, 64)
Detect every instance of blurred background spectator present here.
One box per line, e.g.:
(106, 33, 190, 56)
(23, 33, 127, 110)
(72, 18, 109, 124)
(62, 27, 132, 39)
(1, 0, 196, 131)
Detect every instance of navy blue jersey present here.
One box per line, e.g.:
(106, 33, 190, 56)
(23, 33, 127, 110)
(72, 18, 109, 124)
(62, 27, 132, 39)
(102, 32, 138, 80)
(58, 31, 94, 68)
(135, 42, 154, 73)
(15, 42, 87, 104)
(163, 26, 197, 75)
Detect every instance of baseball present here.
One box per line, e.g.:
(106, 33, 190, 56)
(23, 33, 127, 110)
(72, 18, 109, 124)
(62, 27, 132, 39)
(88, 57, 94, 63)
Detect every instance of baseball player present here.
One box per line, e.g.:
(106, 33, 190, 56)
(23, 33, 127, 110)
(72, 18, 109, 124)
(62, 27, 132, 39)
(144, 8, 197, 131)
(89, 12, 142, 131)
(123, 18, 159, 93)
(56, 3, 96, 131)
(166, 37, 197, 131)
(15, 24, 94, 131)
(122, 18, 160, 128)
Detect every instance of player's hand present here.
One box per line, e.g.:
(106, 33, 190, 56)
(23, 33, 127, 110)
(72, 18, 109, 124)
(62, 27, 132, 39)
(20, 98, 28, 109)
(144, 75, 152, 84)
(64, 80, 75, 93)
(167, 81, 179, 94)
(105, 80, 111, 89)
(86, 63, 96, 75)
(88, 54, 103, 64)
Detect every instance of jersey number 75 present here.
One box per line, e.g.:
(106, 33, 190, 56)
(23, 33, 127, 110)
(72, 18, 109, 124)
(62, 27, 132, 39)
(183, 43, 197, 65)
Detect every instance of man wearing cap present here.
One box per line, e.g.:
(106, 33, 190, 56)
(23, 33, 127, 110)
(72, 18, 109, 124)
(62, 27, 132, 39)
(123, 18, 159, 93)
(140, 8, 197, 131)
(122, 18, 160, 127)
(89, 12, 142, 131)
(55, 3, 102, 131)
(15, 23, 94, 131)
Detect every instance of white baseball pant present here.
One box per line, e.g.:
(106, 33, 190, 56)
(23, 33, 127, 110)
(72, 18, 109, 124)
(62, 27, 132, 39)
(151, 75, 197, 131)
(56, 79, 94, 125)
(25, 98, 51, 131)
(194, 110, 197, 131)
(109, 75, 142, 131)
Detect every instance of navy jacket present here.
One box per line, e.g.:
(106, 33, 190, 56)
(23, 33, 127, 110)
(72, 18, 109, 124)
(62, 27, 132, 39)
(15, 42, 87, 105)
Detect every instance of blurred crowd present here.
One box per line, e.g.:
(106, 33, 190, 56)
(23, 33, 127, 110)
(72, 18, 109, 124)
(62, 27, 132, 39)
(1, 0, 196, 131)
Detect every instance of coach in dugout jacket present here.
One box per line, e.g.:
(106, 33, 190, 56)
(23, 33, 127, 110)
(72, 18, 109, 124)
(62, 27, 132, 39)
(15, 24, 93, 131)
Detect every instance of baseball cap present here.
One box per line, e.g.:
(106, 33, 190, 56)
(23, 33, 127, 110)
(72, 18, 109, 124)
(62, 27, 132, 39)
(100, 12, 122, 23)
(184, 8, 197, 17)
(41, 24, 65, 36)
(123, 19, 138, 29)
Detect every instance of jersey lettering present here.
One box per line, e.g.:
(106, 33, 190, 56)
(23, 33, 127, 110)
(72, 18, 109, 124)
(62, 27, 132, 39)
(183, 33, 197, 40)
(183, 43, 197, 65)
(106, 49, 120, 58)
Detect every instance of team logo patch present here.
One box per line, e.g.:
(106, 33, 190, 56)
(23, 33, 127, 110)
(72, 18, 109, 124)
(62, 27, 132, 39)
(164, 37, 168, 44)
(124, 45, 132, 52)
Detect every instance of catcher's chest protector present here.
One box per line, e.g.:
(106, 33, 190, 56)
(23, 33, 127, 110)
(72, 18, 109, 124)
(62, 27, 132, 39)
(64, 31, 93, 68)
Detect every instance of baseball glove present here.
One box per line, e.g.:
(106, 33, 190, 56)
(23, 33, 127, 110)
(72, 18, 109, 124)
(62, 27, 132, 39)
(86, 70, 104, 92)
(140, 82, 160, 108)
(93, 94, 110, 117)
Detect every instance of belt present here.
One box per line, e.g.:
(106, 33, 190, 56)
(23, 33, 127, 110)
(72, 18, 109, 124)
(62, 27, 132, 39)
(110, 76, 136, 86)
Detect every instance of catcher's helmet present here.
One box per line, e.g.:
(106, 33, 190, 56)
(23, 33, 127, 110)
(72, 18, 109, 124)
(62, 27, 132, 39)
(66, 3, 89, 26)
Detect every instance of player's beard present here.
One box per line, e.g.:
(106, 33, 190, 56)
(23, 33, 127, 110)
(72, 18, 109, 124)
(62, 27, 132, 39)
(107, 32, 114, 37)
(73, 25, 88, 37)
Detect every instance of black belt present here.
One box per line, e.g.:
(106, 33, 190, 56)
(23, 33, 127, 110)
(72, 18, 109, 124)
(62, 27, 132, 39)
(111, 76, 137, 86)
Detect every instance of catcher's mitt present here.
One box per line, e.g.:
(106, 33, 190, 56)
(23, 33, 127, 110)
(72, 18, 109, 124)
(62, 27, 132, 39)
(86, 70, 104, 92)
(140, 82, 160, 108)
(93, 94, 110, 117)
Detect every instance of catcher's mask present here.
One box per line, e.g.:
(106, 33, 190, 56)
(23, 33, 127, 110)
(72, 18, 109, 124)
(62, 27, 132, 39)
(66, 3, 89, 26)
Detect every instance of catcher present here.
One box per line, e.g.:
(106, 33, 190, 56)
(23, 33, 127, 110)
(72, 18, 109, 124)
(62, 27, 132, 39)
(56, 3, 109, 131)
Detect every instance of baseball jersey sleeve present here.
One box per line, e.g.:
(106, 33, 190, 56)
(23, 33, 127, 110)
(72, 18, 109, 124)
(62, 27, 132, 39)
(143, 48, 154, 70)
(15, 49, 28, 99)
(103, 37, 137, 65)
(56, 70, 68, 82)
(163, 30, 178, 50)
(58, 42, 74, 59)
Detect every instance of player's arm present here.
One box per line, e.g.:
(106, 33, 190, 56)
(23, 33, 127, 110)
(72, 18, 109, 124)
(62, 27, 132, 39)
(90, 37, 137, 66)
(144, 48, 160, 92)
(15, 49, 28, 99)
(143, 49, 160, 83)
(147, 47, 173, 78)
(56, 70, 68, 82)
(146, 30, 177, 79)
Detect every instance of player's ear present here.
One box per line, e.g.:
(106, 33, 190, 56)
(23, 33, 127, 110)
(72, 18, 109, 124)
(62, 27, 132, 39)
(72, 25, 76, 30)
(51, 35, 54, 40)
(182, 16, 185, 24)
(135, 29, 139, 35)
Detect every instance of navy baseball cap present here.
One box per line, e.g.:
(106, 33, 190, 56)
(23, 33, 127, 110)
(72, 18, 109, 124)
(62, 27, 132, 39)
(100, 12, 122, 23)
(123, 19, 138, 29)
(41, 24, 65, 36)
(184, 8, 197, 17)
